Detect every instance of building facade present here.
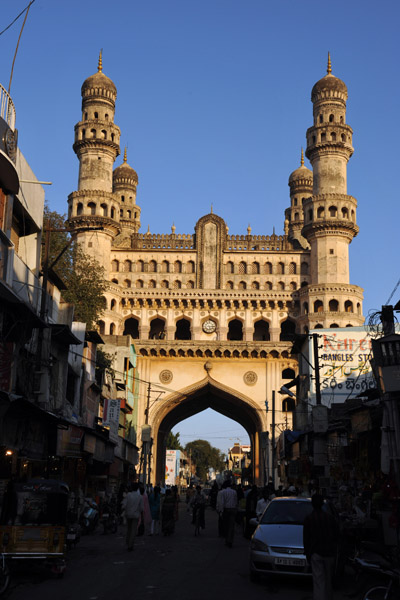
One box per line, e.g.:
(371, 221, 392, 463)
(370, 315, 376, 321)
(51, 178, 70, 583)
(67, 54, 364, 484)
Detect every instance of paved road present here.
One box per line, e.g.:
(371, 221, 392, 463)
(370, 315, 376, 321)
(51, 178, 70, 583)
(6, 504, 355, 600)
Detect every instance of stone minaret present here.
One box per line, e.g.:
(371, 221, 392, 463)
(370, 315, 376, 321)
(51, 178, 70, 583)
(113, 148, 141, 235)
(285, 149, 312, 249)
(299, 55, 364, 329)
(67, 52, 121, 277)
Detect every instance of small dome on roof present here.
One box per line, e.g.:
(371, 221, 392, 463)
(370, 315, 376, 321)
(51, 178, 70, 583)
(81, 51, 116, 96)
(288, 149, 312, 186)
(113, 148, 138, 185)
(311, 54, 347, 101)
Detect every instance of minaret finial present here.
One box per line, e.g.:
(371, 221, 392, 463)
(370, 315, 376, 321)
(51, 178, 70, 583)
(301, 148, 304, 166)
(123, 147, 127, 163)
(327, 52, 332, 75)
(98, 49, 103, 73)
(210, 203, 213, 214)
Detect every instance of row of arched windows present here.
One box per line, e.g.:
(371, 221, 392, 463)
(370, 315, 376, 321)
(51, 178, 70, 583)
(303, 299, 361, 314)
(318, 113, 344, 124)
(111, 259, 196, 273)
(108, 278, 306, 290)
(225, 261, 308, 275)
(83, 111, 110, 121)
(306, 205, 355, 223)
(99, 316, 296, 342)
(311, 131, 349, 144)
(80, 128, 115, 142)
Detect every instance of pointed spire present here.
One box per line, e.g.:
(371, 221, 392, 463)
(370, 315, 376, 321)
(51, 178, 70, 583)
(147, 224, 150, 235)
(210, 203, 213, 214)
(327, 52, 332, 75)
(98, 49, 103, 73)
(123, 147, 127, 163)
(301, 148, 304, 166)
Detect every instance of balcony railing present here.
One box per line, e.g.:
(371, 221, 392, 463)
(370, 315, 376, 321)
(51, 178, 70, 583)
(0, 84, 16, 131)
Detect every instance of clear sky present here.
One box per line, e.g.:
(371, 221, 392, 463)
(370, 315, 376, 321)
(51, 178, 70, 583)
(2, 0, 399, 453)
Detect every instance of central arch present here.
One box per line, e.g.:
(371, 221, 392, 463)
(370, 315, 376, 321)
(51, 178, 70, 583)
(150, 376, 265, 485)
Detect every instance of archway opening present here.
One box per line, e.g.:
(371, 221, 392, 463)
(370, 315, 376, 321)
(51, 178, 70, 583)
(280, 319, 296, 341)
(227, 319, 243, 341)
(123, 317, 139, 338)
(149, 318, 166, 340)
(253, 320, 270, 341)
(175, 318, 191, 340)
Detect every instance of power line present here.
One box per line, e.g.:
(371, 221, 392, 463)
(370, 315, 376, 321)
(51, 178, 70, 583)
(0, 0, 35, 38)
(386, 276, 400, 305)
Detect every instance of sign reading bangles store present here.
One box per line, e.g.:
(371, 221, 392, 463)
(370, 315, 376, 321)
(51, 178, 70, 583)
(309, 327, 377, 403)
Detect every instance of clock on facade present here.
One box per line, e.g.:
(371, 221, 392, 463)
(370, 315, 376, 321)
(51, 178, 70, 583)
(202, 319, 217, 334)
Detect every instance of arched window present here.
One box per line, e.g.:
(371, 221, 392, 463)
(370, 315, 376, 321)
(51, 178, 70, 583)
(161, 260, 169, 273)
(239, 261, 246, 275)
(315, 324, 323, 329)
(149, 318, 166, 340)
(123, 317, 139, 338)
(278, 281, 285, 290)
(289, 262, 296, 274)
(282, 368, 296, 379)
(226, 281, 234, 289)
(110, 323, 116, 335)
(329, 114, 334, 123)
(294, 212, 299, 221)
(161, 280, 169, 288)
(345, 300, 353, 313)
(101, 130, 107, 139)
(136, 279, 144, 288)
(265, 262, 273, 274)
(120, 209, 124, 218)
(228, 319, 243, 341)
(111, 133, 115, 142)
(174, 260, 182, 273)
(187, 280, 195, 289)
(340, 115, 344, 124)
(148, 280, 156, 288)
(280, 319, 296, 341)
(253, 320, 270, 341)
(137, 260, 144, 272)
(301, 262, 308, 275)
(90, 129, 96, 138)
(251, 281, 260, 290)
(77, 203, 83, 216)
(110, 207, 115, 219)
(329, 206, 337, 218)
(329, 299, 339, 312)
(341, 207, 349, 219)
(105, 114, 109, 121)
(265, 281, 272, 290)
(175, 318, 191, 340)
(110, 299, 116, 311)
(321, 132, 326, 142)
(187, 261, 195, 274)
(111, 279, 118, 285)
(127, 210, 131, 218)
(94, 112, 98, 119)
(278, 262, 285, 274)
(100, 203, 107, 216)
(84, 112, 88, 120)
(290, 282, 297, 290)
(226, 261, 234, 274)
(88, 202, 96, 215)
(317, 206, 325, 218)
(319, 114, 323, 123)
(314, 300, 324, 313)
(301, 281, 308, 287)
(330, 323, 339, 328)
(282, 398, 296, 412)
(173, 280, 182, 289)
(331, 132, 336, 141)
(252, 262, 260, 274)
(341, 133, 346, 142)
(149, 260, 157, 273)
(111, 259, 119, 272)
(82, 129, 86, 139)
(238, 281, 247, 290)
(124, 279, 131, 288)
(294, 198, 298, 206)
(124, 260, 132, 272)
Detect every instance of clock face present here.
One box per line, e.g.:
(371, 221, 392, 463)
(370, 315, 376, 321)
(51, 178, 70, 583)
(202, 319, 216, 334)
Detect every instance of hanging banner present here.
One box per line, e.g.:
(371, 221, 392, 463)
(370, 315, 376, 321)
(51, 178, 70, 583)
(165, 449, 177, 486)
(103, 398, 121, 443)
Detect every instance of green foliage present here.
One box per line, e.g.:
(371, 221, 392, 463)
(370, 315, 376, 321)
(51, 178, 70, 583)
(166, 431, 183, 450)
(185, 439, 226, 481)
(43, 205, 106, 329)
(96, 349, 115, 381)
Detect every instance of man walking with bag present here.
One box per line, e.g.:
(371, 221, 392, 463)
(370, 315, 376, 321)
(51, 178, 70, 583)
(122, 482, 144, 551)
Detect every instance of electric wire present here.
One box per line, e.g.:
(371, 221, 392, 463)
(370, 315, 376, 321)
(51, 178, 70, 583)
(0, 1, 35, 38)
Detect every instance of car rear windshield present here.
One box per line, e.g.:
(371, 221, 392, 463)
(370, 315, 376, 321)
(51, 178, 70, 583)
(261, 501, 313, 525)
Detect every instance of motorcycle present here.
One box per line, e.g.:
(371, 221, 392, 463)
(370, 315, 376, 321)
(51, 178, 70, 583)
(101, 503, 118, 535)
(79, 498, 99, 534)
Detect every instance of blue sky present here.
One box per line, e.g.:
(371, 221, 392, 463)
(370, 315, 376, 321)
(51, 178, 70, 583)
(2, 0, 399, 453)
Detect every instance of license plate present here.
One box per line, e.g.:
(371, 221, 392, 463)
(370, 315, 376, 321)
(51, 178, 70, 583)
(67, 534, 76, 540)
(275, 557, 306, 567)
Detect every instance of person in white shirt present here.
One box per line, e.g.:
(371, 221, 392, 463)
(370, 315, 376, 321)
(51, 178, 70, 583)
(219, 480, 238, 547)
(122, 482, 144, 551)
(256, 488, 270, 520)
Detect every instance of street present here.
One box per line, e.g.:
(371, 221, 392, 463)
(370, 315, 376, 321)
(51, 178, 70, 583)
(5, 504, 357, 600)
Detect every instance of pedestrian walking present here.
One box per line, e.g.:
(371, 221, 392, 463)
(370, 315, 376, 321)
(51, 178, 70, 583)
(148, 485, 161, 535)
(161, 489, 176, 535)
(303, 493, 339, 600)
(122, 482, 144, 551)
(219, 480, 238, 548)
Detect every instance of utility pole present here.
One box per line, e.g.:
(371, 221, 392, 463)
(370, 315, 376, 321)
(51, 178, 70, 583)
(271, 390, 276, 489)
(312, 333, 321, 405)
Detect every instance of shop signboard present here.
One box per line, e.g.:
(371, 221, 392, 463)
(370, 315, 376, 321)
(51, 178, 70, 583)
(165, 449, 176, 486)
(57, 425, 83, 457)
(309, 327, 376, 404)
(103, 398, 120, 443)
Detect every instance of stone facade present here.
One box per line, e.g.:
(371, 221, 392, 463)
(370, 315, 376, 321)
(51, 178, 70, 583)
(67, 54, 364, 484)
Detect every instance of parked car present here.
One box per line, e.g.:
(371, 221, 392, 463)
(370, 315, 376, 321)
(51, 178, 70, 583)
(249, 496, 338, 581)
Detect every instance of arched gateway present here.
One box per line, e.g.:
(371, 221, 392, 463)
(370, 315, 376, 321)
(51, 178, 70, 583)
(152, 376, 264, 485)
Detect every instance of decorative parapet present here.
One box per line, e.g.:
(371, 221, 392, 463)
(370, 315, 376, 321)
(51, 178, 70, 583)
(129, 232, 293, 252)
(226, 234, 291, 251)
(131, 233, 194, 250)
(0, 84, 16, 131)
